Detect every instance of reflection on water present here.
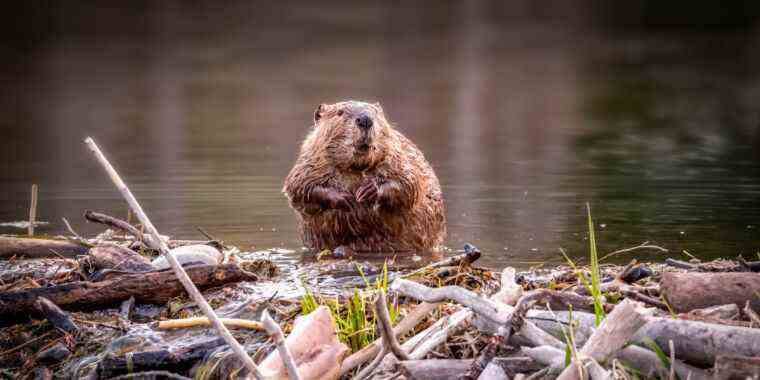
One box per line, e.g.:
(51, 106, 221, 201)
(1, 2, 758, 268)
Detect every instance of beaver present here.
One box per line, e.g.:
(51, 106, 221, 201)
(283, 100, 446, 254)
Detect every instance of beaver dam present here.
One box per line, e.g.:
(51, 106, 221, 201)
(1, 140, 760, 380)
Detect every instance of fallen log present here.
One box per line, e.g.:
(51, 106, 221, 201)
(0, 237, 89, 259)
(556, 299, 647, 380)
(88, 243, 153, 272)
(713, 355, 760, 380)
(97, 337, 225, 378)
(529, 309, 760, 367)
(0, 264, 258, 322)
(660, 271, 760, 312)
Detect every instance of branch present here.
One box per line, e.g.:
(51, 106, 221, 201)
(84, 137, 263, 380)
(262, 309, 301, 380)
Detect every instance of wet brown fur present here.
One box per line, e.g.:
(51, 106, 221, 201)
(283, 101, 446, 253)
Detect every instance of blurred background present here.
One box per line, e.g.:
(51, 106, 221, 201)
(1, 1, 759, 268)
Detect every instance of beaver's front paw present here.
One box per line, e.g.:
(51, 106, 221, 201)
(356, 180, 379, 204)
(324, 190, 355, 211)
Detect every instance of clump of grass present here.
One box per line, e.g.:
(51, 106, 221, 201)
(559, 203, 606, 326)
(300, 261, 397, 353)
(586, 203, 606, 326)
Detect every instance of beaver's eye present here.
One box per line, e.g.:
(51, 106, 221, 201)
(337, 110, 344, 117)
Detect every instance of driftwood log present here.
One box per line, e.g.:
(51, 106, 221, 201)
(529, 309, 760, 367)
(97, 337, 225, 378)
(713, 355, 760, 380)
(0, 264, 258, 322)
(0, 237, 89, 259)
(88, 244, 153, 272)
(660, 271, 760, 312)
(398, 358, 540, 380)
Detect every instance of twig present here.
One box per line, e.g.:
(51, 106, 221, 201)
(403, 243, 481, 279)
(391, 278, 505, 324)
(84, 210, 146, 243)
(71, 317, 125, 331)
(599, 241, 668, 262)
(340, 302, 439, 375)
(668, 340, 675, 380)
(157, 317, 264, 330)
(29, 184, 38, 236)
(664, 258, 697, 270)
(374, 289, 409, 361)
(354, 343, 388, 380)
(196, 226, 216, 241)
(61, 217, 91, 246)
(622, 290, 668, 310)
(261, 309, 301, 380)
(84, 137, 263, 380)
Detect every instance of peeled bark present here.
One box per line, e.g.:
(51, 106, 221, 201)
(0, 264, 258, 323)
(0, 237, 89, 259)
(660, 272, 760, 312)
(89, 244, 153, 272)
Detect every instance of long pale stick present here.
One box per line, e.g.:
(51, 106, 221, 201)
(84, 137, 263, 380)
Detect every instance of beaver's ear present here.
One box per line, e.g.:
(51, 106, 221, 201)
(313, 104, 326, 124)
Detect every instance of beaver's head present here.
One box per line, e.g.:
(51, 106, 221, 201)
(310, 101, 391, 171)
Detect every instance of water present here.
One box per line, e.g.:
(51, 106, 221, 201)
(1, 2, 759, 268)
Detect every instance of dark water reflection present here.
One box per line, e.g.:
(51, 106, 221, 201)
(1, 2, 759, 268)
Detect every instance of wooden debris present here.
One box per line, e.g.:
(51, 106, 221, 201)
(713, 355, 760, 380)
(0, 237, 88, 259)
(88, 243, 153, 272)
(34, 296, 78, 334)
(0, 264, 258, 321)
(556, 299, 648, 380)
(157, 317, 264, 331)
(661, 271, 760, 312)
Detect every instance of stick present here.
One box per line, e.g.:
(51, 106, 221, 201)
(35, 297, 78, 334)
(84, 137, 263, 380)
(375, 289, 409, 361)
(29, 184, 38, 236)
(744, 301, 760, 327)
(261, 309, 301, 380)
(157, 317, 264, 331)
(84, 210, 146, 244)
(403, 243, 481, 279)
(599, 241, 667, 262)
(556, 299, 647, 380)
(340, 301, 439, 375)
(391, 279, 505, 324)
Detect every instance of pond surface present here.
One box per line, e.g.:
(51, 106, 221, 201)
(2, 2, 759, 268)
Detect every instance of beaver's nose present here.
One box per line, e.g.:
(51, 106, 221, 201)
(356, 114, 373, 130)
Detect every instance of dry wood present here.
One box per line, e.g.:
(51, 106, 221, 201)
(556, 299, 647, 380)
(34, 297, 78, 334)
(88, 243, 153, 272)
(0, 237, 89, 259)
(375, 289, 409, 361)
(403, 243, 481, 279)
(477, 361, 508, 380)
(0, 264, 257, 322)
(262, 309, 302, 380)
(84, 210, 146, 243)
(339, 301, 439, 376)
(85, 137, 263, 379)
(157, 317, 264, 330)
(398, 359, 471, 380)
(529, 308, 760, 368)
(97, 337, 225, 378)
(713, 355, 760, 380)
(660, 271, 760, 312)
(392, 278, 505, 324)
(29, 184, 38, 236)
